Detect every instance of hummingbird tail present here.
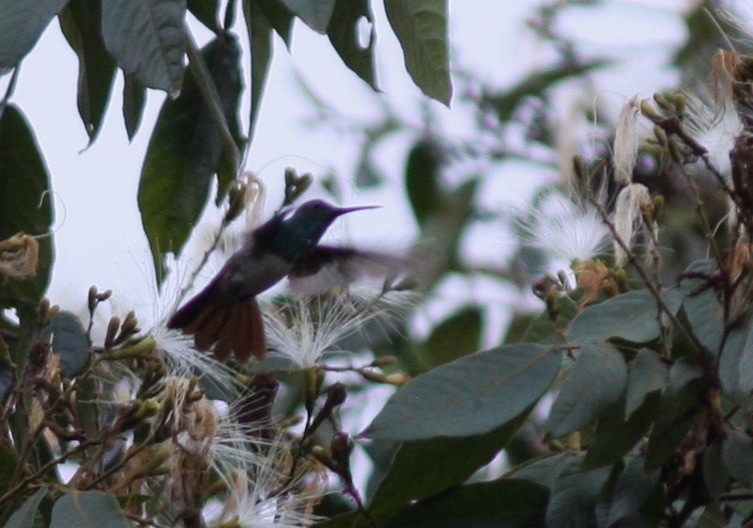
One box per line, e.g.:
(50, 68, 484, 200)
(168, 291, 266, 363)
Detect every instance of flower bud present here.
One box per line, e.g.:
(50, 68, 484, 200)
(104, 317, 121, 349)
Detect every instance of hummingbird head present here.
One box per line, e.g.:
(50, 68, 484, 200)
(278, 200, 378, 255)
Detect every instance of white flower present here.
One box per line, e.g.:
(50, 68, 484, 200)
(517, 191, 611, 262)
(151, 324, 242, 400)
(613, 95, 643, 185)
(613, 183, 652, 267)
(215, 441, 323, 528)
(263, 289, 415, 370)
(686, 93, 743, 179)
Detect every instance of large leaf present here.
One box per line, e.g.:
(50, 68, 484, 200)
(278, 0, 334, 33)
(101, 0, 186, 93)
(50, 490, 128, 528)
(679, 259, 723, 356)
(723, 429, 753, 489)
(644, 359, 703, 470)
(420, 305, 482, 368)
(4, 486, 48, 528)
(363, 343, 561, 441)
(625, 348, 669, 417)
(508, 452, 574, 488)
(566, 289, 683, 346)
(367, 411, 530, 522)
(0, 441, 18, 498)
(383, 0, 451, 105)
(582, 393, 659, 470)
(547, 341, 628, 438)
(187, 0, 219, 32)
(606, 455, 660, 527)
(383, 479, 549, 528)
(327, 0, 376, 88)
(243, 0, 273, 141)
(122, 73, 146, 140)
(59, 0, 116, 143)
(41, 311, 89, 378)
(704, 439, 730, 500)
(545, 454, 613, 528)
(138, 35, 243, 280)
(720, 312, 753, 400)
(256, 0, 294, 44)
(0, 0, 70, 69)
(0, 357, 12, 402)
(404, 139, 442, 227)
(0, 105, 54, 306)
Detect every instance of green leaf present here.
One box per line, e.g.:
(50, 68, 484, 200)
(255, 0, 294, 45)
(383, 479, 549, 528)
(645, 359, 703, 470)
(384, 0, 451, 105)
(243, 0, 273, 142)
(4, 486, 48, 528)
(704, 439, 730, 500)
(0, 441, 18, 498)
(363, 344, 561, 441)
(681, 261, 723, 356)
(101, 0, 186, 93)
(0, 0, 70, 69)
(507, 297, 578, 346)
(0, 105, 54, 307)
(50, 490, 128, 528)
(327, 0, 376, 88)
(41, 311, 89, 378)
(138, 36, 243, 280)
(508, 452, 573, 488)
(720, 312, 753, 400)
(0, 358, 12, 402)
(607, 455, 660, 526)
(625, 348, 669, 417)
(368, 411, 530, 522)
(583, 393, 659, 470)
(187, 0, 219, 32)
(404, 139, 442, 227)
(420, 305, 481, 368)
(59, 0, 116, 144)
(566, 289, 683, 346)
(723, 429, 753, 488)
(482, 61, 608, 122)
(547, 341, 628, 438)
(546, 454, 612, 528)
(278, 0, 334, 32)
(122, 73, 146, 141)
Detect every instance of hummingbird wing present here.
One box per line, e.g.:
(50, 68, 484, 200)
(287, 246, 409, 295)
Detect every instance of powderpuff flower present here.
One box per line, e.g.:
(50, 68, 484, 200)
(517, 191, 611, 263)
(152, 377, 271, 483)
(686, 92, 743, 179)
(150, 324, 243, 401)
(263, 288, 415, 370)
(613, 183, 653, 267)
(214, 441, 324, 528)
(613, 95, 643, 185)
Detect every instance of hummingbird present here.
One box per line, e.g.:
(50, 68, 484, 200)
(167, 199, 405, 363)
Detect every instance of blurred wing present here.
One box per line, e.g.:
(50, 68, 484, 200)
(288, 246, 410, 295)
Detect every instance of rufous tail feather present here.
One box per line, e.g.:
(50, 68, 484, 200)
(168, 286, 266, 363)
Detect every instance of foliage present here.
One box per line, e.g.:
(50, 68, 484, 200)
(4, 0, 753, 527)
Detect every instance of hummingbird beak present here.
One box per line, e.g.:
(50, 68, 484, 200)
(334, 204, 380, 216)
